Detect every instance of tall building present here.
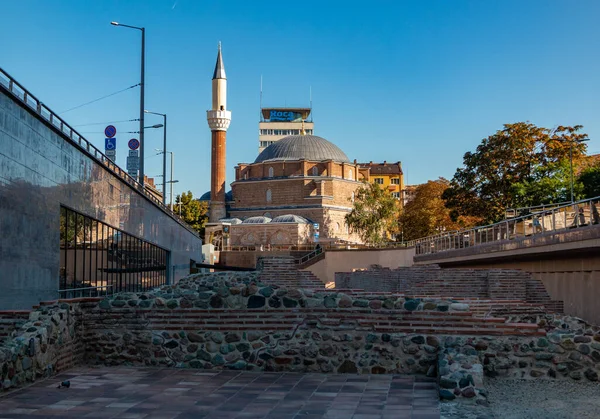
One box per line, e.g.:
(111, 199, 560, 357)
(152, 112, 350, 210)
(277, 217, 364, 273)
(258, 108, 314, 154)
(206, 43, 231, 222)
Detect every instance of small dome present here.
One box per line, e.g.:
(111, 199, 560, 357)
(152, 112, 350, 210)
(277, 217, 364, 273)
(242, 216, 272, 224)
(271, 214, 310, 224)
(219, 218, 242, 225)
(254, 135, 350, 163)
(199, 190, 234, 201)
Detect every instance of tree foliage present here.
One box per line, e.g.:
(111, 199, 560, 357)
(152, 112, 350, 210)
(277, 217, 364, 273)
(345, 182, 400, 245)
(172, 191, 209, 235)
(443, 122, 588, 223)
(399, 178, 480, 241)
(578, 163, 600, 199)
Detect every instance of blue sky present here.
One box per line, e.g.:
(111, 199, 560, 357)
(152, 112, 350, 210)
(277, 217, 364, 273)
(3, 0, 600, 200)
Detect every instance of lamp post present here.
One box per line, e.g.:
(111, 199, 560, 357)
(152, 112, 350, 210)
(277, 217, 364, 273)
(156, 149, 177, 208)
(126, 124, 163, 134)
(556, 137, 590, 202)
(111, 21, 146, 185)
(145, 110, 167, 204)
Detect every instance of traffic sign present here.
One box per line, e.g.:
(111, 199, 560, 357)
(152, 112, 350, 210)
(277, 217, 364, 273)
(128, 138, 140, 150)
(105, 149, 116, 158)
(127, 156, 139, 171)
(105, 137, 116, 150)
(129, 150, 139, 157)
(104, 125, 117, 138)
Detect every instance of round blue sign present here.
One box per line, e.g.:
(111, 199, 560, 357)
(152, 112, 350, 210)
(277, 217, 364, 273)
(128, 138, 140, 150)
(104, 125, 117, 138)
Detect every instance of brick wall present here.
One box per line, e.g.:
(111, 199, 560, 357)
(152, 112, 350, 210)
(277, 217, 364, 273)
(335, 266, 561, 311)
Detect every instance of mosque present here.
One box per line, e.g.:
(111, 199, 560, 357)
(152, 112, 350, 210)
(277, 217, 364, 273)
(201, 45, 394, 248)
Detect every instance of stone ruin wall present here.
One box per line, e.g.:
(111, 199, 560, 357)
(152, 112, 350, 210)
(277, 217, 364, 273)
(1, 269, 599, 403)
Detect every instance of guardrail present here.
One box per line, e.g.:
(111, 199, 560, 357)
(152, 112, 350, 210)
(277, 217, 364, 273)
(407, 196, 600, 256)
(57, 284, 114, 299)
(0, 67, 199, 238)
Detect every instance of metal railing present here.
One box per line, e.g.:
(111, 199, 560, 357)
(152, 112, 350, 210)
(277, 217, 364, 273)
(0, 67, 199, 238)
(407, 196, 600, 256)
(57, 284, 114, 299)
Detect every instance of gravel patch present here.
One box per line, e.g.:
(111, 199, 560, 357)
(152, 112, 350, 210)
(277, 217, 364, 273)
(441, 378, 600, 419)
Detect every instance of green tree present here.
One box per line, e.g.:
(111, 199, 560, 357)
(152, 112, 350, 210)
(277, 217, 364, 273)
(510, 160, 573, 207)
(172, 191, 209, 235)
(578, 164, 600, 199)
(399, 178, 480, 241)
(345, 182, 400, 245)
(443, 123, 588, 223)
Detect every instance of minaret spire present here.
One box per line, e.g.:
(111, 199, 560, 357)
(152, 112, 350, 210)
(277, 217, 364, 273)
(207, 43, 232, 223)
(213, 41, 226, 80)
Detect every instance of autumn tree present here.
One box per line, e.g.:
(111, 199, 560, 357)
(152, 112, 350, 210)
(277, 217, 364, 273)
(443, 123, 588, 223)
(399, 178, 480, 241)
(172, 191, 209, 235)
(345, 182, 400, 245)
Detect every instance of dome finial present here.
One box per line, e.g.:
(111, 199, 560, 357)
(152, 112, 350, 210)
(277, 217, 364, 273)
(301, 120, 306, 135)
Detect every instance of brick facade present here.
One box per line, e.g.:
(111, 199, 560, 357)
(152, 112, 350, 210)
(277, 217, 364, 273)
(229, 160, 364, 243)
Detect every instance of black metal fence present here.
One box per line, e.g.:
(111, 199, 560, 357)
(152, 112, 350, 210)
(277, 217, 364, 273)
(59, 206, 168, 297)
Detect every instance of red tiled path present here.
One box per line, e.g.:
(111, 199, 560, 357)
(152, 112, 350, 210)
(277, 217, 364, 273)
(0, 367, 439, 419)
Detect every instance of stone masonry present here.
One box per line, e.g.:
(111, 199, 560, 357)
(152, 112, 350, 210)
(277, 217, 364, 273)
(0, 258, 598, 408)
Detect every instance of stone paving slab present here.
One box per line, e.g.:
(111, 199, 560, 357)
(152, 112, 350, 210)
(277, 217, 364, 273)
(0, 367, 439, 419)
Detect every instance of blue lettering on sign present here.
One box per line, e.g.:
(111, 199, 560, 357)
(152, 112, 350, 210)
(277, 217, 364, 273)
(269, 110, 302, 122)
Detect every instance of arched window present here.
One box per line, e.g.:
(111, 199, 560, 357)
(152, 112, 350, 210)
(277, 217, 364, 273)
(348, 170, 353, 180)
(266, 189, 272, 202)
(312, 166, 318, 176)
(268, 167, 274, 178)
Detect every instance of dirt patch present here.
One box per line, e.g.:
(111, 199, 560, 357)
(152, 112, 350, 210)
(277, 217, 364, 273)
(441, 378, 600, 419)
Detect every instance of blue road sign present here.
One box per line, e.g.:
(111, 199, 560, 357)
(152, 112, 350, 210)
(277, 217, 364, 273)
(105, 137, 116, 150)
(104, 125, 117, 138)
(128, 138, 140, 150)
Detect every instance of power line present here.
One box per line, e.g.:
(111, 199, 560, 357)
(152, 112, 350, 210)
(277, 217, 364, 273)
(73, 118, 139, 127)
(59, 83, 140, 114)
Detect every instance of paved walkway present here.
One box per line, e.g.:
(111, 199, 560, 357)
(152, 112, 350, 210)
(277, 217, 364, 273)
(0, 367, 439, 419)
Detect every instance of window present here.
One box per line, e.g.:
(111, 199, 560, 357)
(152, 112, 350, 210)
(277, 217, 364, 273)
(312, 166, 318, 176)
(374, 178, 384, 184)
(266, 189, 272, 202)
(268, 167, 274, 178)
(392, 192, 401, 199)
(351, 192, 355, 203)
(391, 178, 400, 185)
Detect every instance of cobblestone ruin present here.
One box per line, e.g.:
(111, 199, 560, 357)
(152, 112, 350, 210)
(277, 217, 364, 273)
(1, 257, 599, 408)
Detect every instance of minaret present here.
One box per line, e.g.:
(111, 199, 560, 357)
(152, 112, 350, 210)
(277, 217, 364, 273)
(206, 43, 231, 222)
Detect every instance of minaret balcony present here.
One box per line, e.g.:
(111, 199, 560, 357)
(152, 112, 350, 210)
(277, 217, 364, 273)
(207, 110, 232, 131)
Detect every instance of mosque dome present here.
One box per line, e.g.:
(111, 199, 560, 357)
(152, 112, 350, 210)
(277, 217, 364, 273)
(254, 135, 350, 164)
(199, 190, 234, 201)
(219, 217, 242, 224)
(271, 214, 310, 224)
(241, 216, 272, 224)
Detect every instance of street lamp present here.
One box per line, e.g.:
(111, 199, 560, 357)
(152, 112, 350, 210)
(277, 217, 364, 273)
(156, 149, 177, 208)
(126, 124, 163, 134)
(111, 21, 146, 185)
(555, 137, 590, 202)
(145, 110, 167, 204)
